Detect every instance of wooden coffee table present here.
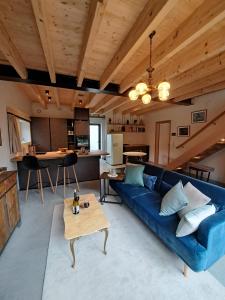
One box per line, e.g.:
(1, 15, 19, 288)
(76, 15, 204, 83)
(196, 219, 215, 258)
(63, 193, 110, 269)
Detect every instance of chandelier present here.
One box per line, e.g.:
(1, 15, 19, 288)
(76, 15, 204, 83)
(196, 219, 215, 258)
(128, 31, 170, 104)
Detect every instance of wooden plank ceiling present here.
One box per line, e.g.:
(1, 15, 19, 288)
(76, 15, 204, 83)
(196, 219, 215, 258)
(0, 0, 225, 115)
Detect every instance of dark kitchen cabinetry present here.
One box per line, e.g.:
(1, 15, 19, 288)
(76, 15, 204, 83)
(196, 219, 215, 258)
(74, 108, 90, 149)
(31, 117, 68, 152)
(31, 117, 51, 152)
(50, 118, 67, 150)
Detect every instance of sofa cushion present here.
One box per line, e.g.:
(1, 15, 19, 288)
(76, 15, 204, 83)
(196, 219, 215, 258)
(125, 165, 145, 186)
(176, 205, 216, 237)
(160, 181, 188, 216)
(141, 163, 165, 192)
(178, 182, 211, 218)
(159, 181, 173, 197)
(162, 170, 225, 208)
(143, 174, 157, 191)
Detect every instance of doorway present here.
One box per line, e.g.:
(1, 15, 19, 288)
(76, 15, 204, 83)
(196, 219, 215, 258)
(155, 120, 171, 165)
(90, 124, 101, 150)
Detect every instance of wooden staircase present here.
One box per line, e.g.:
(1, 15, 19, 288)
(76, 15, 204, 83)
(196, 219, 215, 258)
(167, 110, 225, 171)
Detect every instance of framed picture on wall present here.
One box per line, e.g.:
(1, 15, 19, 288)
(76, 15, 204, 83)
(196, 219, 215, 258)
(177, 126, 190, 137)
(191, 109, 207, 123)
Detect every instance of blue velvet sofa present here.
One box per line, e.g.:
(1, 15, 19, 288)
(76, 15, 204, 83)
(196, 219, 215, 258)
(110, 163, 225, 272)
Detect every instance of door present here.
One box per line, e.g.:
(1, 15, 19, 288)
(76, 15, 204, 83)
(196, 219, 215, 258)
(155, 121, 171, 165)
(90, 124, 101, 150)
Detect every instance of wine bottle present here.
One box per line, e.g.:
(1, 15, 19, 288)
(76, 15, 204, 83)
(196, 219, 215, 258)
(72, 189, 80, 214)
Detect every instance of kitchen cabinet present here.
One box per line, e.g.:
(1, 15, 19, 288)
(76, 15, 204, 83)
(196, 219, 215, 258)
(31, 117, 51, 152)
(0, 171, 20, 253)
(50, 118, 68, 150)
(31, 117, 68, 151)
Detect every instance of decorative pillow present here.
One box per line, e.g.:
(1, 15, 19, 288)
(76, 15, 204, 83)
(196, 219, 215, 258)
(124, 165, 145, 186)
(178, 182, 211, 218)
(143, 174, 157, 191)
(159, 181, 188, 216)
(159, 181, 173, 197)
(176, 204, 216, 237)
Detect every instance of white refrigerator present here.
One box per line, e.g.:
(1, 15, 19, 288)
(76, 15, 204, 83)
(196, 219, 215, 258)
(106, 134, 123, 165)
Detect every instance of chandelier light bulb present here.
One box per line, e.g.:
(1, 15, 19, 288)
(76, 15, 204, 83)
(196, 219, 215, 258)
(128, 89, 139, 101)
(142, 93, 151, 104)
(158, 89, 169, 101)
(158, 81, 170, 91)
(135, 82, 148, 95)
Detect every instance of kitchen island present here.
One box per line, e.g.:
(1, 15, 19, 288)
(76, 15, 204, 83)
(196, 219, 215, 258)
(12, 151, 108, 190)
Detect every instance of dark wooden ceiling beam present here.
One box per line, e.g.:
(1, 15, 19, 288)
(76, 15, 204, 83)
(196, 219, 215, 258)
(0, 64, 121, 96)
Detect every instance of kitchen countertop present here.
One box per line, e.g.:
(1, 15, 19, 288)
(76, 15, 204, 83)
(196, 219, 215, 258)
(11, 150, 108, 162)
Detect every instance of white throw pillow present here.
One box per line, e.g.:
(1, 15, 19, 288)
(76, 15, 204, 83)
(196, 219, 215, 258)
(176, 204, 216, 237)
(178, 182, 211, 218)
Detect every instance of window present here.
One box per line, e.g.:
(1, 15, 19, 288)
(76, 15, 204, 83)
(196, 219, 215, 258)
(18, 119, 31, 144)
(90, 124, 101, 150)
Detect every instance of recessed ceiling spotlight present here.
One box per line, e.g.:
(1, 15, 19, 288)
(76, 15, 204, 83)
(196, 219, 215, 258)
(45, 90, 49, 96)
(79, 99, 82, 105)
(48, 96, 51, 102)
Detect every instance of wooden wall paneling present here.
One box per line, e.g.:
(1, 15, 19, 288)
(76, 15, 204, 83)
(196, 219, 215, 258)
(119, 0, 225, 92)
(31, 0, 56, 83)
(100, 0, 176, 89)
(0, 18, 27, 79)
(49, 118, 67, 150)
(77, 0, 108, 87)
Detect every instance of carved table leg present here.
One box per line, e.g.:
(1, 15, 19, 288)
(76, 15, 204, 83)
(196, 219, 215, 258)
(70, 239, 76, 269)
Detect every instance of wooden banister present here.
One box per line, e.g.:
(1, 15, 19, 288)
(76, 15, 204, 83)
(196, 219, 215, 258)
(176, 110, 225, 149)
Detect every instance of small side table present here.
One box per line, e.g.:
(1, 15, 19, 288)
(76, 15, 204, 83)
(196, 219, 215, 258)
(99, 172, 125, 204)
(123, 151, 147, 163)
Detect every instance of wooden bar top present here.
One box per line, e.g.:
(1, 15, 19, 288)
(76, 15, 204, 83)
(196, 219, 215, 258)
(11, 150, 108, 162)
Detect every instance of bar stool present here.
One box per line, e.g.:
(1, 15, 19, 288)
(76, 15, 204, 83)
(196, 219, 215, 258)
(55, 153, 80, 198)
(22, 155, 55, 204)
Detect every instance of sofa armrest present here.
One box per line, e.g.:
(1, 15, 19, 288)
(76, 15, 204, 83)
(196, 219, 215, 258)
(197, 209, 225, 266)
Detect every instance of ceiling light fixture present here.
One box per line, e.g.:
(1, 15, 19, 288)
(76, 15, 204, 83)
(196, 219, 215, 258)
(128, 31, 170, 104)
(45, 90, 49, 96)
(48, 96, 51, 102)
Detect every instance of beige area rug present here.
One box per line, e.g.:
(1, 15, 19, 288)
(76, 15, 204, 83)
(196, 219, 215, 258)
(42, 200, 225, 300)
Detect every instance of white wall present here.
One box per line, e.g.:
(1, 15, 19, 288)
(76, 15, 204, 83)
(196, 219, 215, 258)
(0, 81, 32, 170)
(143, 89, 225, 183)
